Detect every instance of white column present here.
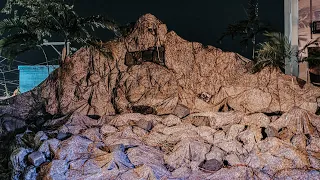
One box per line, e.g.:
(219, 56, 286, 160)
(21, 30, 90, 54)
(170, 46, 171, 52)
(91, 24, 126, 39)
(284, 0, 299, 77)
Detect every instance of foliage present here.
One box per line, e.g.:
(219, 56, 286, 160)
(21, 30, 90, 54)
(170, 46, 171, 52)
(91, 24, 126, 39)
(218, 0, 269, 60)
(252, 32, 294, 73)
(0, 0, 120, 61)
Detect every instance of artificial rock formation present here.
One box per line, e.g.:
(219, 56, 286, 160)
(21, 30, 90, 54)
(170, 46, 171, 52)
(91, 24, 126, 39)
(5, 107, 320, 179)
(1, 14, 320, 180)
(39, 13, 320, 117)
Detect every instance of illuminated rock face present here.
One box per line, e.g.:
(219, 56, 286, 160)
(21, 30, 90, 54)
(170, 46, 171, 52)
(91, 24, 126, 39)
(31, 108, 320, 179)
(39, 14, 320, 117)
(1, 14, 320, 180)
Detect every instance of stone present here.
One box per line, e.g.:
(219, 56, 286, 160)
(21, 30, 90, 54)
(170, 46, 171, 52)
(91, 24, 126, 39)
(56, 132, 72, 141)
(23, 166, 37, 180)
(10, 148, 33, 171)
(161, 115, 181, 127)
(136, 119, 153, 131)
(291, 134, 307, 150)
(164, 138, 211, 169)
(205, 146, 225, 162)
(104, 144, 135, 170)
(80, 128, 102, 142)
(198, 159, 223, 172)
(192, 112, 243, 129)
(173, 104, 190, 118)
(2, 116, 26, 133)
(196, 126, 216, 144)
(171, 166, 192, 179)
(100, 125, 118, 135)
(226, 124, 245, 140)
(265, 126, 278, 138)
(241, 113, 270, 127)
(161, 123, 196, 135)
(205, 166, 253, 179)
(237, 128, 256, 152)
(55, 135, 93, 162)
(34, 131, 48, 148)
(42, 160, 68, 180)
(274, 169, 320, 179)
(120, 164, 170, 180)
(57, 113, 101, 134)
(270, 107, 320, 138)
(185, 116, 211, 127)
(28, 151, 46, 167)
(224, 154, 241, 166)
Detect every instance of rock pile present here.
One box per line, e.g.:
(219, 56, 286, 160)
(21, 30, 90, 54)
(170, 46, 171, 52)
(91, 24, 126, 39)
(0, 14, 320, 179)
(7, 107, 320, 179)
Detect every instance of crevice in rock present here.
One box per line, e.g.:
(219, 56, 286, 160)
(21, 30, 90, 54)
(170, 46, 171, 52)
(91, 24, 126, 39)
(261, 127, 268, 140)
(278, 127, 286, 133)
(86, 115, 101, 120)
(223, 160, 230, 167)
(263, 111, 283, 117)
(131, 105, 157, 115)
(111, 61, 123, 114)
(124, 46, 165, 67)
(218, 103, 234, 112)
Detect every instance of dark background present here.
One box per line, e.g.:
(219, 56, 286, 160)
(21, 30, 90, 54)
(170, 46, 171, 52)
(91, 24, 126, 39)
(0, 0, 284, 93)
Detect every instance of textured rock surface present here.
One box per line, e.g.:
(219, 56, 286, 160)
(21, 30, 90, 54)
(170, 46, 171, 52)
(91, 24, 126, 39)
(1, 14, 320, 180)
(28, 151, 46, 167)
(36, 14, 320, 117)
(26, 108, 320, 179)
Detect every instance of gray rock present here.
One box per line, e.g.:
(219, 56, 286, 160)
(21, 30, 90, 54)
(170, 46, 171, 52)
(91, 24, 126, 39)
(55, 135, 92, 162)
(198, 159, 223, 171)
(2, 116, 26, 132)
(224, 154, 241, 166)
(34, 131, 48, 148)
(205, 146, 225, 162)
(265, 126, 278, 138)
(100, 124, 118, 135)
(81, 128, 102, 142)
(28, 151, 46, 167)
(38, 138, 60, 158)
(173, 104, 190, 118)
(23, 166, 37, 180)
(106, 144, 135, 170)
(136, 119, 153, 131)
(56, 132, 72, 140)
(10, 147, 33, 171)
(43, 160, 68, 180)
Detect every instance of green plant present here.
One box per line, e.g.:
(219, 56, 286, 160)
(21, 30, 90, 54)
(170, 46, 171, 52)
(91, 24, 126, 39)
(252, 32, 294, 73)
(0, 0, 120, 62)
(218, 0, 270, 60)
